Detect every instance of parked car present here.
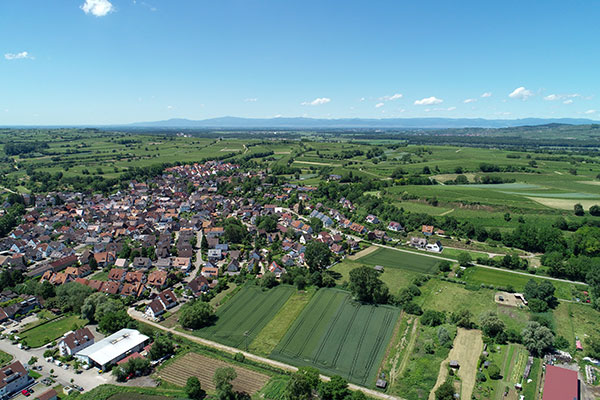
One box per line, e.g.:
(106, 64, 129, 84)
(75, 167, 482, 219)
(21, 389, 30, 397)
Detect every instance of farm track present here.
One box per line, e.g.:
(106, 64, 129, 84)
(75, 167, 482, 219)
(129, 309, 404, 400)
(330, 303, 360, 368)
(361, 310, 395, 385)
(292, 290, 338, 357)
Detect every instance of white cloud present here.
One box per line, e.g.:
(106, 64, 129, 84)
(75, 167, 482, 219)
(166, 105, 173, 110)
(563, 99, 573, 104)
(81, 0, 114, 17)
(379, 93, 403, 101)
(244, 98, 258, 102)
(481, 92, 492, 98)
(301, 97, 331, 106)
(4, 51, 33, 60)
(584, 109, 596, 114)
(414, 96, 443, 105)
(359, 97, 365, 102)
(544, 94, 560, 101)
(508, 87, 533, 100)
(447, 106, 456, 111)
(375, 102, 385, 108)
(544, 93, 581, 102)
(463, 98, 477, 104)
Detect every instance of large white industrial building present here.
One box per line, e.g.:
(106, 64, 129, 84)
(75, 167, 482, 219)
(75, 328, 149, 370)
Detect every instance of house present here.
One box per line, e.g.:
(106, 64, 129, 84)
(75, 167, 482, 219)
(0, 361, 34, 399)
(108, 268, 126, 282)
(147, 270, 168, 289)
(225, 259, 240, 276)
(100, 281, 121, 295)
(201, 266, 219, 278)
(172, 257, 192, 272)
(207, 249, 222, 260)
(36, 388, 58, 400)
(409, 237, 427, 249)
(58, 327, 95, 357)
(93, 251, 116, 267)
(75, 329, 149, 370)
(365, 214, 380, 224)
(422, 225, 434, 236)
(120, 282, 145, 298)
(542, 365, 580, 400)
(132, 257, 152, 269)
(187, 276, 210, 297)
(387, 221, 403, 232)
(154, 258, 171, 269)
(145, 290, 178, 319)
(268, 261, 286, 278)
(124, 271, 145, 284)
(425, 241, 443, 253)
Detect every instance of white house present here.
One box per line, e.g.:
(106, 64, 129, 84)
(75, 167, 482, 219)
(0, 361, 34, 399)
(58, 327, 95, 357)
(425, 241, 443, 253)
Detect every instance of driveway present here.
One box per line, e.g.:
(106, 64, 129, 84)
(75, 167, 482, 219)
(0, 336, 113, 391)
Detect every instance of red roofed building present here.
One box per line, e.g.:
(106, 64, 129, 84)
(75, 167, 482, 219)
(542, 365, 579, 400)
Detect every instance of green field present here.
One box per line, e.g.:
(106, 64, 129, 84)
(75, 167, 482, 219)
(0, 350, 12, 367)
(331, 258, 419, 292)
(270, 288, 400, 386)
(192, 285, 294, 349)
(20, 315, 88, 348)
(463, 266, 587, 300)
(357, 247, 441, 274)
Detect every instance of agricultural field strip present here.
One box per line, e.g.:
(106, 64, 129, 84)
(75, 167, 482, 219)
(368, 243, 587, 286)
(271, 289, 399, 386)
(159, 352, 268, 393)
(127, 309, 404, 400)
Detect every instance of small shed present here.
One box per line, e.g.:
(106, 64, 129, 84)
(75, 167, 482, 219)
(576, 340, 583, 351)
(376, 379, 387, 389)
(449, 360, 460, 369)
(374, 265, 384, 273)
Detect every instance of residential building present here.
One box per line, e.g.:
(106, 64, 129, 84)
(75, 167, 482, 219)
(75, 329, 150, 370)
(58, 327, 95, 357)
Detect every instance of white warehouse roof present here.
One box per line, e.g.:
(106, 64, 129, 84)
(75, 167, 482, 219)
(76, 328, 149, 367)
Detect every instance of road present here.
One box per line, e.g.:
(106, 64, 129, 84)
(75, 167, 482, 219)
(0, 337, 112, 391)
(127, 309, 404, 400)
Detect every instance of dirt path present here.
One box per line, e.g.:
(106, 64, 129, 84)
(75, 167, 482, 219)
(294, 160, 340, 167)
(429, 328, 483, 400)
(349, 245, 379, 260)
(438, 209, 455, 216)
(398, 319, 419, 377)
(128, 309, 404, 400)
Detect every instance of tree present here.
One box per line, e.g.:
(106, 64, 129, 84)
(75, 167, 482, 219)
(348, 266, 390, 304)
(590, 205, 600, 217)
(149, 334, 174, 360)
(457, 252, 472, 267)
(260, 272, 278, 289)
(488, 363, 501, 380)
(319, 375, 350, 400)
(437, 327, 452, 347)
(186, 376, 206, 400)
(450, 309, 474, 329)
(179, 301, 215, 329)
(310, 217, 324, 234)
(524, 279, 557, 310)
(305, 241, 332, 271)
(98, 309, 132, 334)
(435, 379, 455, 400)
(522, 321, 554, 356)
(213, 367, 237, 400)
(421, 310, 446, 327)
(574, 203, 585, 216)
(55, 282, 94, 314)
(479, 312, 505, 338)
(224, 218, 248, 244)
(586, 335, 600, 359)
(438, 260, 452, 272)
(285, 371, 313, 400)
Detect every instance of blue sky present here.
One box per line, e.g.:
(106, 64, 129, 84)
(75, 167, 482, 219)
(1, 0, 599, 124)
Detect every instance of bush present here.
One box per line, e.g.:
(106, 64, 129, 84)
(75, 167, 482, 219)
(488, 363, 501, 380)
(234, 352, 245, 363)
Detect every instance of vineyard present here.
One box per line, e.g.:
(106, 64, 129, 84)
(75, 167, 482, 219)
(193, 284, 294, 348)
(270, 288, 400, 386)
(158, 352, 270, 394)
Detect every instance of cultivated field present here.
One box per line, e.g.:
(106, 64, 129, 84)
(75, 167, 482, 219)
(158, 352, 269, 394)
(270, 288, 400, 386)
(430, 328, 483, 400)
(357, 247, 441, 274)
(192, 285, 294, 349)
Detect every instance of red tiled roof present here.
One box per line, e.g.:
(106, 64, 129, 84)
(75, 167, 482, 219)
(542, 365, 578, 400)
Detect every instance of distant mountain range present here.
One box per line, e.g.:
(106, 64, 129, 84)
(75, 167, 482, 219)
(127, 116, 600, 129)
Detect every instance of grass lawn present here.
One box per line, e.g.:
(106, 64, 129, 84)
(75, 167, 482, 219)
(418, 279, 530, 333)
(553, 301, 600, 353)
(209, 283, 238, 308)
(331, 259, 419, 293)
(191, 285, 294, 349)
(0, 350, 12, 367)
(463, 266, 586, 300)
(271, 288, 400, 387)
(357, 247, 441, 274)
(249, 288, 315, 356)
(20, 315, 88, 348)
(90, 270, 109, 281)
